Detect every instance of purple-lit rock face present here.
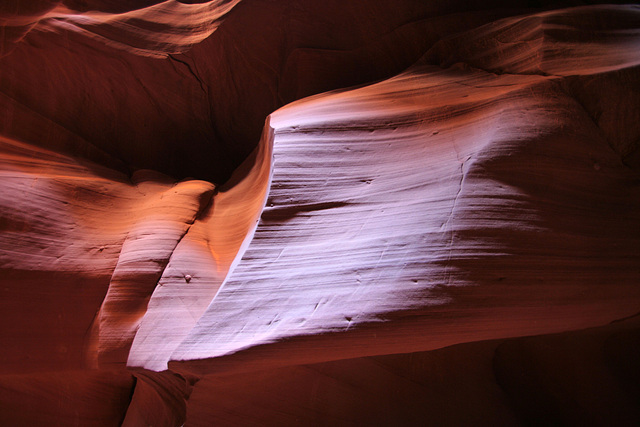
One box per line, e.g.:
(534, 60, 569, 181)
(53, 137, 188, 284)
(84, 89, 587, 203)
(1, 1, 639, 425)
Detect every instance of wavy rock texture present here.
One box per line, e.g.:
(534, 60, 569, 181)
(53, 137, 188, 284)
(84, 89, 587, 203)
(172, 6, 640, 375)
(1, 1, 639, 426)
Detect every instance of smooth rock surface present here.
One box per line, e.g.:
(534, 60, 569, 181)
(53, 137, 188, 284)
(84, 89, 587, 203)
(183, 314, 640, 426)
(172, 6, 640, 373)
(1, 1, 639, 425)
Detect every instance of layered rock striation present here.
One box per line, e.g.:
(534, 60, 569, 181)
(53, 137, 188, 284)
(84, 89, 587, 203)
(1, 1, 639, 425)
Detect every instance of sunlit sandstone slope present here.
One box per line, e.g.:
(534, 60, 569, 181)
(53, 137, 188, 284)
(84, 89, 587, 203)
(172, 5, 640, 374)
(1, 1, 639, 426)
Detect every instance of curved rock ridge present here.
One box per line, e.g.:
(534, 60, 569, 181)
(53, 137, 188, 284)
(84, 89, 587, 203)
(37, 0, 242, 58)
(127, 121, 273, 371)
(1, 1, 640, 425)
(170, 5, 640, 374)
(0, 135, 137, 373)
(0, 132, 271, 373)
(2, 0, 587, 183)
(423, 4, 640, 76)
(94, 176, 216, 366)
(1, 1, 241, 57)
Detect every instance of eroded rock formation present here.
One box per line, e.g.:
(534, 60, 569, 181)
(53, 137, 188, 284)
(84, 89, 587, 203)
(1, 1, 639, 425)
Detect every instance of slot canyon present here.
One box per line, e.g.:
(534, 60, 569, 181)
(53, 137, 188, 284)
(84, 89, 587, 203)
(1, 0, 639, 425)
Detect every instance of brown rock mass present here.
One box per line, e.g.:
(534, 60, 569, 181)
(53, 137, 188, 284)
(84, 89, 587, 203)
(1, 1, 639, 425)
